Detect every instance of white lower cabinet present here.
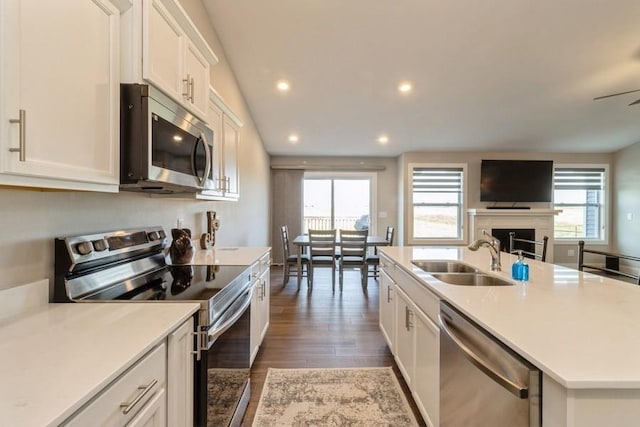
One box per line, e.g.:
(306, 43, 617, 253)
(413, 304, 439, 427)
(167, 317, 194, 427)
(250, 252, 271, 365)
(379, 267, 395, 351)
(64, 317, 194, 427)
(64, 343, 167, 427)
(394, 287, 415, 385)
(388, 270, 440, 427)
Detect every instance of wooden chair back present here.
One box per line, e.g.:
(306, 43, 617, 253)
(281, 225, 291, 259)
(339, 229, 368, 260)
(308, 229, 337, 260)
(578, 241, 640, 285)
(509, 232, 548, 262)
(385, 226, 395, 246)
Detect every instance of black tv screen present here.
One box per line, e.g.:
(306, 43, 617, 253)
(480, 160, 553, 203)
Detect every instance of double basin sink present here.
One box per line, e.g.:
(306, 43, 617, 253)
(411, 260, 513, 286)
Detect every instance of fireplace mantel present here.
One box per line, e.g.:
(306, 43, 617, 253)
(467, 209, 561, 262)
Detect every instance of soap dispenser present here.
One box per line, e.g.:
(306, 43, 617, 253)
(512, 250, 529, 281)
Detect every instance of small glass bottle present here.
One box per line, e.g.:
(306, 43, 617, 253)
(512, 250, 529, 281)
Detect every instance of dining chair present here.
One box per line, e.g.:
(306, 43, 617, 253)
(338, 229, 369, 290)
(281, 225, 309, 287)
(508, 232, 548, 262)
(307, 228, 337, 291)
(366, 226, 395, 278)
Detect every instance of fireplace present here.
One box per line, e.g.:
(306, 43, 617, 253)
(467, 209, 560, 262)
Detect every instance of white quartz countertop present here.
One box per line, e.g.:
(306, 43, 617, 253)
(166, 246, 271, 266)
(0, 302, 199, 427)
(381, 246, 640, 389)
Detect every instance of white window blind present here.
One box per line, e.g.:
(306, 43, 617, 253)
(553, 166, 606, 240)
(411, 166, 465, 240)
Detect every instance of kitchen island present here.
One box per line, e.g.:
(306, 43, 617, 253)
(381, 246, 640, 427)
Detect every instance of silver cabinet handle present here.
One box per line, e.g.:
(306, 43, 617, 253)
(182, 74, 191, 100)
(405, 306, 413, 331)
(387, 285, 392, 303)
(120, 379, 158, 414)
(9, 109, 26, 161)
(225, 176, 230, 192)
(189, 76, 195, 102)
(438, 313, 529, 398)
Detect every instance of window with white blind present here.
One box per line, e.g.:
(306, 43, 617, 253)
(553, 165, 608, 242)
(409, 164, 466, 243)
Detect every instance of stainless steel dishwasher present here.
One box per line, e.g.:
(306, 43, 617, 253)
(439, 301, 541, 426)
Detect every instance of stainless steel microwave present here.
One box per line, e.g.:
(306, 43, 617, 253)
(120, 83, 213, 193)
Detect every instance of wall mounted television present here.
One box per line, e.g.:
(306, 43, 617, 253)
(480, 160, 554, 203)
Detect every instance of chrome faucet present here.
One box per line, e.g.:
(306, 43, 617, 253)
(468, 230, 502, 271)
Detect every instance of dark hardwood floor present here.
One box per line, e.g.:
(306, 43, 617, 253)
(242, 266, 426, 426)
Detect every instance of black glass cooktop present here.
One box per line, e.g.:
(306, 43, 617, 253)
(87, 265, 251, 302)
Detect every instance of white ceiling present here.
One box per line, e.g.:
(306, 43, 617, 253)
(203, 0, 640, 157)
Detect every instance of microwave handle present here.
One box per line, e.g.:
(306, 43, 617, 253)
(195, 133, 212, 187)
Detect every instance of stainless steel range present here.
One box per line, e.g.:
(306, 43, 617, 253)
(54, 226, 253, 427)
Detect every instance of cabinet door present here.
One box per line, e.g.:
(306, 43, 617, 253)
(143, 0, 184, 102)
(167, 318, 194, 427)
(379, 268, 395, 351)
(394, 287, 414, 386)
(259, 266, 271, 341)
(414, 307, 439, 427)
(184, 39, 210, 120)
(0, 0, 120, 191)
(222, 116, 240, 198)
(205, 99, 224, 196)
(127, 388, 167, 427)
(249, 276, 262, 366)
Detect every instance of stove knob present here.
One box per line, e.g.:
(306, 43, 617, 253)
(76, 241, 93, 256)
(92, 239, 108, 252)
(148, 231, 161, 241)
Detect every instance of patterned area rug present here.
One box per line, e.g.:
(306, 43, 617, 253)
(207, 368, 248, 426)
(252, 367, 419, 426)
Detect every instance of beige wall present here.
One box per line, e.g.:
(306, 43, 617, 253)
(400, 151, 613, 264)
(0, 1, 270, 292)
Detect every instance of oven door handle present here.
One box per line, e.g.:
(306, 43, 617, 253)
(206, 285, 254, 346)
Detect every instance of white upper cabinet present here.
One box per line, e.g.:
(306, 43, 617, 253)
(123, 0, 218, 121)
(199, 87, 242, 201)
(0, 0, 125, 192)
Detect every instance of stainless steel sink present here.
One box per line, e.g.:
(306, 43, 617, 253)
(431, 273, 514, 286)
(411, 260, 479, 273)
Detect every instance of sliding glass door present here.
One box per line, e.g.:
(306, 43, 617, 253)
(303, 173, 373, 233)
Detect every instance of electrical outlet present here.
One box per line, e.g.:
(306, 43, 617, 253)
(568, 249, 575, 257)
(176, 218, 184, 229)
(627, 212, 634, 221)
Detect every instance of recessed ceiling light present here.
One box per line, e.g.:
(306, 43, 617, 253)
(377, 135, 389, 144)
(288, 134, 299, 143)
(276, 80, 291, 92)
(398, 81, 413, 93)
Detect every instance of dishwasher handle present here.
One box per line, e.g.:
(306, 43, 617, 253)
(438, 313, 529, 399)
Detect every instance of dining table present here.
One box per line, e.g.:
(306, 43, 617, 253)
(292, 234, 390, 286)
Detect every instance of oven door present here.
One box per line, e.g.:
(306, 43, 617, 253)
(195, 284, 253, 427)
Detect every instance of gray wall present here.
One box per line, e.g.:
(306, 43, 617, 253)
(614, 141, 640, 257)
(270, 156, 399, 244)
(400, 151, 613, 265)
(0, 1, 270, 292)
